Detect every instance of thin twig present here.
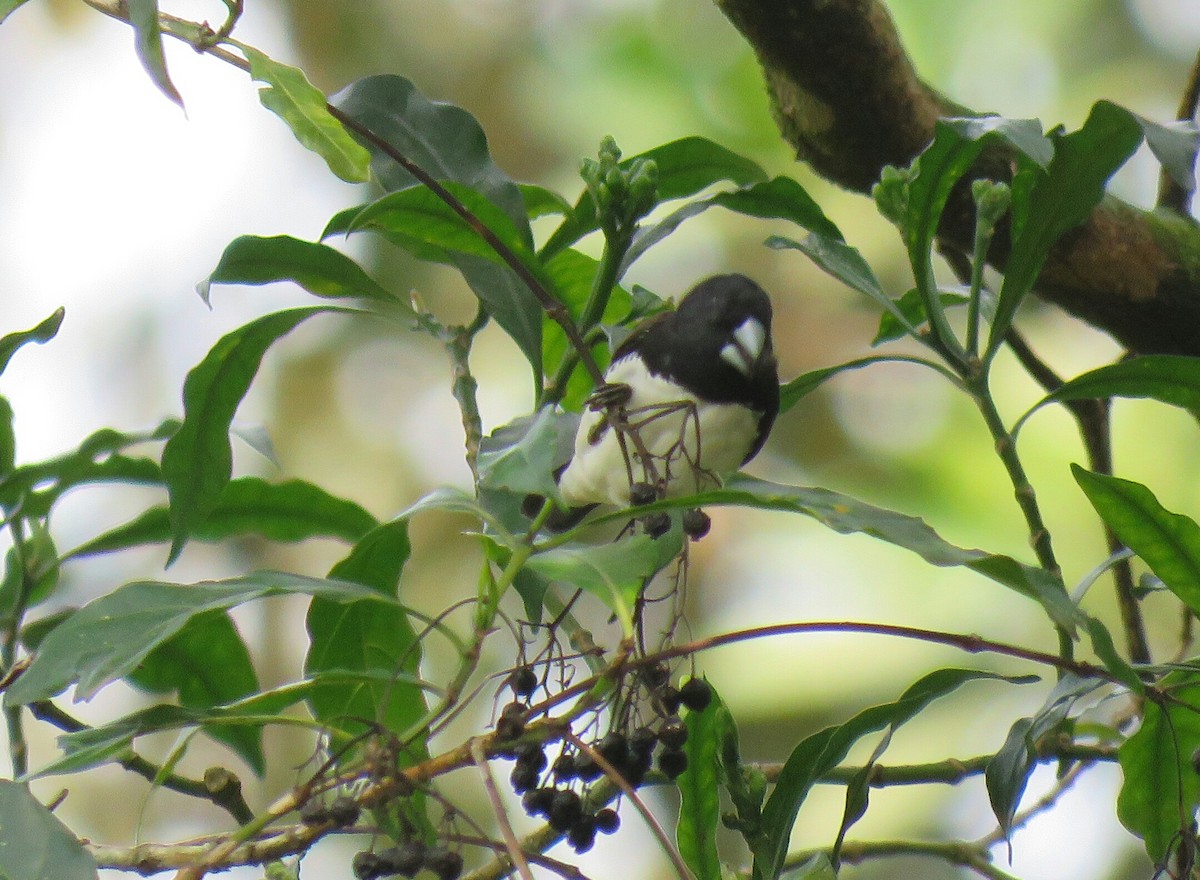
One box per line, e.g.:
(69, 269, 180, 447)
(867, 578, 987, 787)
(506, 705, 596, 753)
(469, 738, 535, 880)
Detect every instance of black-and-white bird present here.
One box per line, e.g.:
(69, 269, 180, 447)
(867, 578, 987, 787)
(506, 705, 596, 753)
(554, 273, 779, 516)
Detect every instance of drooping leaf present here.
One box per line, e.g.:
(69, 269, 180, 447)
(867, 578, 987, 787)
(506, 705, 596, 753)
(243, 48, 371, 183)
(332, 75, 543, 381)
(161, 307, 350, 563)
(519, 183, 573, 219)
(0, 781, 97, 880)
(305, 519, 428, 752)
(525, 529, 683, 632)
(5, 571, 396, 706)
(0, 308, 64, 377)
(198, 235, 397, 308)
(621, 176, 842, 273)
(1085, 615, 1144, 694)
(753, 669, 1024, 880)
(1073, 466, 1200, 616)
(67, 477, 377, 560)
(127, 609, 263, 773)
(986, 101, 1144, 358)
(127, 0, 183, 109)
(767, 234, 913, 336)
(598, 475, 1082, 632)
(541, 136, 768, 259)
(478, 408, 573, 500)
(1020, 355, 1200, 432)
(1133, 115, 1200, 192)
(1118, 671, 1200, 861)
(943, 115, 1054, 167)
(677, 680, 724, 880)
(873, 288, 970, 346)
(985, 673, 1099, 841)
(779, 357, 929, 414)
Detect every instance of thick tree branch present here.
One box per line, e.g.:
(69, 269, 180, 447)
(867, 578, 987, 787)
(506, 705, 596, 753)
(717, 0, 1200, 356)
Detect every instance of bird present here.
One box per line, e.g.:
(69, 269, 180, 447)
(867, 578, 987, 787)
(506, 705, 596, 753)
(549, 273, 779, 525)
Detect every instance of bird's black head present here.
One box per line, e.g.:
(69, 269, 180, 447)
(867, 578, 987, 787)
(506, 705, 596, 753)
(621, 273, 778, 406)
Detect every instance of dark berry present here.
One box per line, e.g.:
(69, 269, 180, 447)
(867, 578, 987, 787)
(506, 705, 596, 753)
(640, 662, 670, 689)
(326, 795, 360, 827)
(298, 799, 328, 825)
(659, 684, 683, 715)
(658, 716, 689, 750)
(629, 725, 657, 756)
(679, 678, 713, 712)
(510, 762, 540, 794)
(623, 750, 652, 787)
(514, 742, 548, 772)
(548, 789, 584, 831)
(575, 751, 602, 782)
(682, 508, 711, 540)
(643, 512, 672, 538)
(522, 786, 556, 818)
(496, 701, 526, 740)
(567, 814, 598, 853)
(510, 666, 538, 697)
(629, 481, 658, 506)
(596, 732, 627, 766)
(425, 846, 465, 880)
(552, 753, 578, 781)
(594, 807, 620, 834)
(379, 841, 425, 878)
(352, 851, 385, 880)
(659, 748, 688, 779)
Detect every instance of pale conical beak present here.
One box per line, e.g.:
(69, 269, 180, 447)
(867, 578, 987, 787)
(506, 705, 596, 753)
(719, 317, 767, 377)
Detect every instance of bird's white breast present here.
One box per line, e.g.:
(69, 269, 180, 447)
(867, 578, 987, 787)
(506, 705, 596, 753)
(557, 356, 761, 508)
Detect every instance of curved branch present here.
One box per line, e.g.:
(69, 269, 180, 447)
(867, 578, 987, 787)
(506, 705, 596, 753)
(716, 0, 1200, 357)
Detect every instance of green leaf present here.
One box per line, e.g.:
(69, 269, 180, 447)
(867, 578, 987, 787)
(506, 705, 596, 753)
(327, 183, 538, 272)
(1118, 671, 1200, 861)
(873, 288, 970, 346)
(621, 176, 842, 273)
(779, 357, 919, 414)
(986, 102, 1143, 358)
(67, 477, 376, 560)
(333, 74, 531, 235)
(161, 307, 349, 564)
(525, 530, 683, 631)
(542, 136, 767, 259)
(478, 408, 574, 500)
(127, 0, 183, 109)
(1020, 355, 1200, 432)
(0, 308, 64, 377)
(601, 475, 1081, 632)
(1085, 615, 1145, 694)
(198, 235, 397, 307)
(305, 519, 429, 754)
(943, 115, 1053, 167)
(0, 396, 13, 478)
(0, 780, 97, 879)
(1073, 466, 1200, 615)
(5, 571, 396, 705)
(332, 75, 542, 381)
(243, 48, 371, 183)
(520, 184, 573, 219)
(767, 234, 912, 335)
(985, 674, 1097, 840)
(677, 682, 723, 880)
(0, 0, 34, 25)
(128, 609, 263, 773)
(753, 669, 1022, 880)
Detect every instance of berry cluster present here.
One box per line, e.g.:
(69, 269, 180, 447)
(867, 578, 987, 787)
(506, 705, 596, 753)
(352, 842, 464, 880)
(495, 664, 714, 854)
(298, 794, 360, 828)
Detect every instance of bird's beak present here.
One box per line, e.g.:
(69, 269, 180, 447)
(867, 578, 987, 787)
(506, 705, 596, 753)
(719, 317, 767, 377)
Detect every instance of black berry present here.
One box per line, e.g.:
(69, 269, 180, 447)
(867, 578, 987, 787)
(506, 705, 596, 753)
(629, 482, 658, 506)
(552, 753, 578, 781)
(658, 748, 688, 779)
(425, 846, 464, 880)
(594, 807, 620, 834)
(496, 701, 526, 740)
(596, 732, 627, 766)
(510, 762, 540, 794)
(568, 814, 598, 853)
(682, 508, 711, 539)
(379, 841, 425, 878)
(298, 799, 328, 825)
(575, 751, 602, 782)
(523, 786, 556, 818)
(352, 851, 385, 880)
(640, 662, 671, 690)
(326, 795, 360, 826)
(548, 789, 584, 831)
(659, 684, 683, 715)
(514, 742, 548, 772)
(679, 678, 713, 712)
(510, 666, 538, 697)
(643, 512, 671, 538)
(658, 716, 689, 750)
(629, 725, 657, 756)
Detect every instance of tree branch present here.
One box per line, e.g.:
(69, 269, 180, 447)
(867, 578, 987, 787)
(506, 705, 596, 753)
(716, 0, 1200, 357)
